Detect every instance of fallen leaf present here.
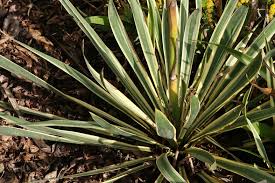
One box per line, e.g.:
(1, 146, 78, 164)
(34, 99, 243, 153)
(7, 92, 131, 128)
(44, 170, 57, 183)
(0, 163, 4, 173)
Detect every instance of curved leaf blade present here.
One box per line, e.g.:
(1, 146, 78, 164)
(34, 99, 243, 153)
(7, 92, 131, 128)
(37, 156, 154, 182)
(187, 147, 275, 182)
(126, 0, 160, 93)
(191, 105, 243, 140)
(243, 88, 271, 168)
(0, 112, 152, 152)
(198, 6, 248, 100)
(189, 54, 262, 137)
(108, 0, 161, 110)
(179, 9, 201, 87)
(214, 18, 275, 91)
(82, 50, 155, 130)
(0, 55, 137, 132)
(197, 170, 223, 183)
(155, 109, 176, 141)
(90, 112, 161, 146)
(185, 147, 216, 171)
(194, 0, 238, 92)
(179, 95, 200, 140)
(59, 0, 153, 118)
(223, 107, 275, 132)
(103, 163, 152, 183)
(0, 101, 65, 120)
(0, 126, 78, 144)
(156, 153, 186, 183)
(215, 156, 275, 182)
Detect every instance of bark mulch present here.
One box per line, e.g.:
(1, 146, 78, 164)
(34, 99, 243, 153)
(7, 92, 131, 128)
(0, 0, 147, 182)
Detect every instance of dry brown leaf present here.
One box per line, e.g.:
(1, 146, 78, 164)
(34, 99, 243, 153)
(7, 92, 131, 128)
(251, 81, 275, 96)
(21, 21, 54, 52)
(44, 170, 57, 183)
(29, 145, 39, 153)
(33, 139, 51, 153)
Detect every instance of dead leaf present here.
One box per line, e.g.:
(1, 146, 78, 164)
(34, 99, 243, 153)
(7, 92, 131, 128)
(44, 170, 57, 183)
(21, 21, 53, 52)
(33, 139, 51, 153)
(29, 145, 39, 153)
(2, 15, 20, 37)
(22, 138, 33, 152)
(251, 81, 275, 96)
(1, 136, 12, 141)
(23, 153, 34, 161)
(0, 163, 4, 173)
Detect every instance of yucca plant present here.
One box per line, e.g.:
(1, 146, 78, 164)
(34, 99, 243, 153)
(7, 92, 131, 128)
(1, 0, 275, 182)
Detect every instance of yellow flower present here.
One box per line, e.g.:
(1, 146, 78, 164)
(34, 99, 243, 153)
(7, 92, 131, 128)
(156, 0, 163, 9)
(269, 4, 275, 20)
(207, 8, 213, 13)
(207, 0, 214, 7)
(206, 0, 215, 23)
(238, 0, 250, 7)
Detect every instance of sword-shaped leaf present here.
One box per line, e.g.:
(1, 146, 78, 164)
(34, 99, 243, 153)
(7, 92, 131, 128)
(59, 0, 152, 117)
(187, 147, 275, 182)
(38, 156, 155, 182)
(0, 55, 139, 133)
(156, 153, 186, 183)
(187, 54, 262, 138)
(198, 6, 248, 101)
(186, 147, 216, 171)
(155, 109, 176, 142)
(179, 9, 201, 87)
(191, 105, 243, 141)
(82, 47, 156, 131)
(0, 112, 152, 152)
(179, 95, 200, 140)
(108, 0, 161, 110)
(178, 9, 201, 122)
(126, 0, 161, 94)
(197, 170, 224, 183)
(222, 107, 275, 132)
(243, 87, 271, 168)
(104, 163, 152, 183)
(0, 101, 65, 120)
(212, 19, 275, 93)
(194, 0, 238, 93)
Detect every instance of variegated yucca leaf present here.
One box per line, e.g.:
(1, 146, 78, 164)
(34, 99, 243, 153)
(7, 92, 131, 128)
(0, 0, 275, 182)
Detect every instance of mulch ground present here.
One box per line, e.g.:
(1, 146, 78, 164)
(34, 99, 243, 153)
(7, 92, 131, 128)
(0, 0, 147, 182)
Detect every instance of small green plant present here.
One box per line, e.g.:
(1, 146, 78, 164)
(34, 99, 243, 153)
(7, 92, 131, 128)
(1, 0, 275, 182)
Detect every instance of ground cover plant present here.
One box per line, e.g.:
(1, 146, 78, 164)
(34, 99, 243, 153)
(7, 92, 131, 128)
(1, 0, 275, 182)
